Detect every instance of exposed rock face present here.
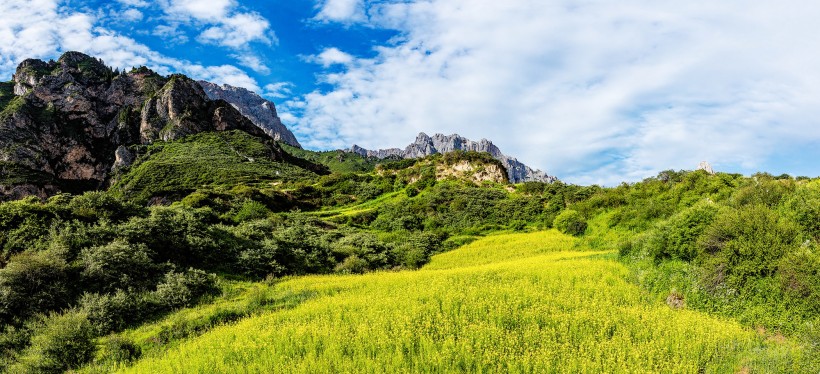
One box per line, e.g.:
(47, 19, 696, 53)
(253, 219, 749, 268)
(198, 81, 301, 148)
(697, 161, 715, 175)
(350, 133, 557, 183)
(436, 160, 507, 184)
(0, 51, 283, 200)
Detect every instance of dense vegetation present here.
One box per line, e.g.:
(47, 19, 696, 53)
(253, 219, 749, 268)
(0, 129, 817, 372)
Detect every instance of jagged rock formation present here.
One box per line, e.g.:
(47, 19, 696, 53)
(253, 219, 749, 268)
(198, 81, 301, 148)
(351, 133, 557, 183)
(0, 51, 289, 200)
(697, 161, 715, 175)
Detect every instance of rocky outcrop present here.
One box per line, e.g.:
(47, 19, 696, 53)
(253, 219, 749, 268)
(198, 81, 301, 148)
(350, 133, 557, 183)
(0, 51, 288, 200)
(436, 160, 507, 184)
(697, 161, 715, 175)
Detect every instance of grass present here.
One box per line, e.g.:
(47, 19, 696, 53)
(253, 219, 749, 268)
(111, 131, 317, 202)
(99, 230, 807, 373)
(280, 143, 381, 174)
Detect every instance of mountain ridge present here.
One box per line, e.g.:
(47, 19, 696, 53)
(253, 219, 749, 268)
(350, 132, 557, 183)
(0, 51, 308, 201)
(198, 81, 301, 148)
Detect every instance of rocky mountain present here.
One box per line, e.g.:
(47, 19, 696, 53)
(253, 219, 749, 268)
(198, 81, 301, 148)
(350, 133, 557, 183)
(0, 52, 294, 200)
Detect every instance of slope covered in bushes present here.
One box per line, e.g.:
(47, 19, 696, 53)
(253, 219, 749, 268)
(0, 141, 817, 371)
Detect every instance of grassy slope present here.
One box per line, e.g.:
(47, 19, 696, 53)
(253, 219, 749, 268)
(280, 143, 381, 174)
(111, 231, 804, 373)
(111, 131, 316, 202)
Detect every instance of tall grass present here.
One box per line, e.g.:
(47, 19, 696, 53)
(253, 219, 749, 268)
(113, 230, 804, 373)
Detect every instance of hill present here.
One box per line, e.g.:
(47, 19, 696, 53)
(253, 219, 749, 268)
(0, 51, 323, 202)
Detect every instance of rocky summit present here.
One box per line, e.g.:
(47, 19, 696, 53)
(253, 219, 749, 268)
(0, 51, 284, 200)
(198, 81, 301, 148)
(350, 133, 557, 183)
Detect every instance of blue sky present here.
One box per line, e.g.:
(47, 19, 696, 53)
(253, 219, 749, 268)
(2, 0, 820, 185)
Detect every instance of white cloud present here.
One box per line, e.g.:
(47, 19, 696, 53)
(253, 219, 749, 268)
(121, 8, 144, 22)
(161, 0, 236, 21)
(157, 0, 273, 50)
(197, 12, 273, 48)
(294, 0, 820, 184)
(0, 0, 262, 93)
(314, 0, 366, 23)
(231, 53, 270, 74)
(263, 82, 294, 99)
(116, 0, 150, 7)
(152, 24, 189, 44)
(306, 48, 355, 67)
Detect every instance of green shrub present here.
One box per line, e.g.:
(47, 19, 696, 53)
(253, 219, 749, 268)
(553, 210, 587, 236)
(0, 251, 72, 324)
(13, 312, 95, 373)
(80, 241, 162, 292)
(68, 191, 143, 222)
(331, 232, 392, 271)
(777, 246, 820, 303)
(99, 336, 141, 364)
(78, 291, 139, 335)
(698, 205, 799, 290)
(334, 255, 369, 274)
(645, 202, 720, 262)
(238, 240, 286, 278)
(152, 269, 220, 310)
(232, 200, 271, 223)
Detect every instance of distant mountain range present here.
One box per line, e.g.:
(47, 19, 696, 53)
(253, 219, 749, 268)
(350, 133, 557, 183)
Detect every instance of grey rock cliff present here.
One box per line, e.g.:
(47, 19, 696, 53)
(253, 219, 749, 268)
(198, 81, 301, 148)
(350, 133, 557, 183)
(0, 51, 280, 200)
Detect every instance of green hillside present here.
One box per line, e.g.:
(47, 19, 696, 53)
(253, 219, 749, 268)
(0, 136, 818, 372)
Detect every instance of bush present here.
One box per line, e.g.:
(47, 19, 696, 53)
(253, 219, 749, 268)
(238, 240, 286, 278)
(553, 210, 587, 236)
(78, 291, 139, 335)
(13, 312, 95, 373)
(121, 206, 223, 268)
(80, 241, 162, 292)
(645, 202, 720, 262)
(68, 191, 143, 222)
(698, 205, 799, 290)
(331, 232, 392, 271)
(152, 269, 220, 310)
(99, 336, 141, 364)
(0, 251, 72, 324)
(232, 200, 271, 223)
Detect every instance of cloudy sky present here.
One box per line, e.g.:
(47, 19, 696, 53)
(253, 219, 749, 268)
(2, 0, 819, 185)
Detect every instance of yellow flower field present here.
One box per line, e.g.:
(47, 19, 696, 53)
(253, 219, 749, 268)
(118, 231, 802, 373)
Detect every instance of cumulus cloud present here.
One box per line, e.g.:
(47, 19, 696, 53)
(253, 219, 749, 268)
(0, 0, 262, 92)
(306, 48, 355, 67)
(313, 0, 366, 23)
(263, 82, 295, 99)
(121, 8, 144, 22)
(291, 0, 820, 184)
(157, 0, 273, 49)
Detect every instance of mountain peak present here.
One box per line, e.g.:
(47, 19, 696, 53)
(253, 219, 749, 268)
(349, 133, 557, 183)
(198, 81, 301, 148)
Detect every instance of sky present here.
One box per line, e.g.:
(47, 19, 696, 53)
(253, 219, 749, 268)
(1, 0, 820, 185)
